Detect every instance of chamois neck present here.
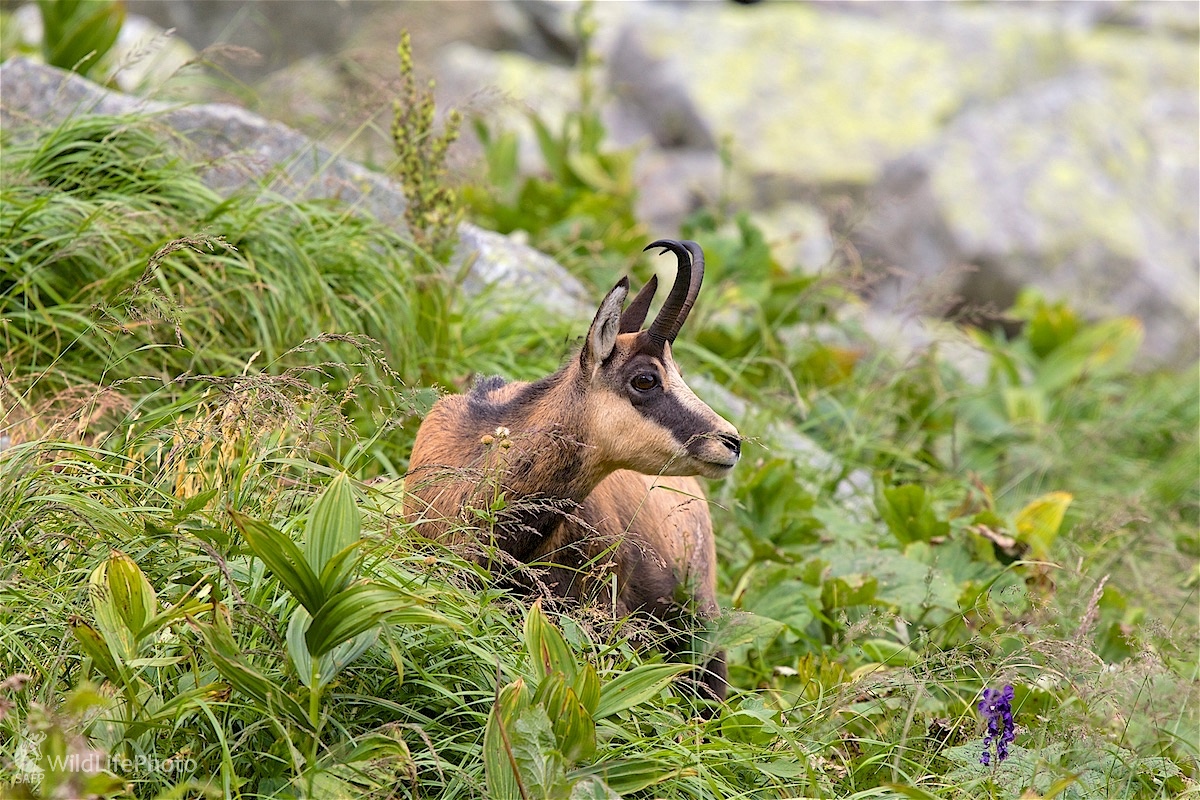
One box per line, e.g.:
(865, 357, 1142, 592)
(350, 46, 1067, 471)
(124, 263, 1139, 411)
(469, 366, 606, 505)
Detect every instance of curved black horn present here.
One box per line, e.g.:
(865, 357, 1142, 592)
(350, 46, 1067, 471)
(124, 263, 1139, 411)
(619, 274, 658, 333)
(644, 239, 705, 343)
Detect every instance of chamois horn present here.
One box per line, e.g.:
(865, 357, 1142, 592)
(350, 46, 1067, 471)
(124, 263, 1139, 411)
(644, 239, 704, 344)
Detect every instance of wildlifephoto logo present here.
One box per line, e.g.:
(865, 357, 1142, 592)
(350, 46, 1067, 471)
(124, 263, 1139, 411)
(8, 727, 196, 786)
(12, 728, 45, 786)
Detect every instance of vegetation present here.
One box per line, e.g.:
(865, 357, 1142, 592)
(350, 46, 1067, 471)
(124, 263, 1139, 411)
(1, 13, 1197, 800)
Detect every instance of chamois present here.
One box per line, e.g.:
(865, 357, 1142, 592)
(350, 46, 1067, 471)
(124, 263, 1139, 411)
(404, 239, 740, 701)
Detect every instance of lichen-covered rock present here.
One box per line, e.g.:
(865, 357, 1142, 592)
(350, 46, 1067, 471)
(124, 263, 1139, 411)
(0, 57, 588, 317)
(860, 70, 1199, 364)
(595, 2, 969, 189)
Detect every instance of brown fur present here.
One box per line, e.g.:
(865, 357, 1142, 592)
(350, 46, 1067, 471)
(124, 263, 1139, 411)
(403, 241, 738, 701)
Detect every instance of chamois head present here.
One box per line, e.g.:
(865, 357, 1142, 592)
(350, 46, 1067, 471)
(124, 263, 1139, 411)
(579, 239, 741, 480)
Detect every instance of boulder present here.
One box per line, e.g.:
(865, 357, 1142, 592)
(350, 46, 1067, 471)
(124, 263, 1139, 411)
(859, 70, 1199, 364)
(0, 57, 589, 317)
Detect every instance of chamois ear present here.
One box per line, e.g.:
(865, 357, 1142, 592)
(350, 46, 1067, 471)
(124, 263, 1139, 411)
(582, 277, 629, 372)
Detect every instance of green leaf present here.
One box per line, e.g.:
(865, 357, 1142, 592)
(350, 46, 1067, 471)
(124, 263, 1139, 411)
(569, 776, 621, 800)
(1014, 491, 1072, 560)
(879, 484, 949, 546)
(820, 573, 879, 611)
(304, 583, 450, 659)
(573, 663, 600, 718)
(69, 617, 125, 684)
(317, 540, 365, 598)
(485, 679, 531, 800)
(882, 784, 943, 800)
(720, 708, 777, 746)
(194, 619, 314, 732)
(306, 472, 361, 595)
(570, 759, 681, 794)
(287, 605, 379, 690)
(179, 488, 219, 518)
(530, 112, 567, 182)
(508, 705, 572, 799)
(231, 509, 325, 615)
(38, 0, 124, 77)
(859, 638, 920, 668)
(88, 550, 156, 661)
(552, 687, 595, 765)
(1035, 317, 1143, 394)
(593, 663, 690, 720)
(525, 600, 577, 684)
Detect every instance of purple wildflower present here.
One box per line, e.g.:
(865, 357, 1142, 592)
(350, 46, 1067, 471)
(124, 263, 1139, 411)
(978, 684, 1015, 766)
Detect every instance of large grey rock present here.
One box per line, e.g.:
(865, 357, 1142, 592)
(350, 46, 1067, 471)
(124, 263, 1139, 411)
(0, 57, 589, 317)
(860, 71, 1199, 364)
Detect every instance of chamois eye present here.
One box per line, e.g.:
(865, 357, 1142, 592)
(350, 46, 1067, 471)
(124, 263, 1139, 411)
(630, 373, 658, 392)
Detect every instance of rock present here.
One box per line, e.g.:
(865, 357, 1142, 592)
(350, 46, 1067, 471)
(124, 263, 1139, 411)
(751, 202, 837, 275)
(0, 57, 588, 318)
(859, 70, 1199, 365)
(456, 224, 589, 315)
(592, 2, 971, 192)
(631, 147, 723, 236)
(606, 23, 715, 151)
(125, 0, 374, 80)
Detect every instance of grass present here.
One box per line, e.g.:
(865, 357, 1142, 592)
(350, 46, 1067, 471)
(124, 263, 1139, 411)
(0, 101, 1197, 799)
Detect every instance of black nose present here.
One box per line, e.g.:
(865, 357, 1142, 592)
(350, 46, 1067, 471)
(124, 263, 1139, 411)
(717, 433, 741, 458)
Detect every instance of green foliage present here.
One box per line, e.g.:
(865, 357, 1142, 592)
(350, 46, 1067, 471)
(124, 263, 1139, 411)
(464, 3, 645, 273)
(37, 0, 124, 79)
(3, 43, 1197, 800)
(390, 30, 463, 262)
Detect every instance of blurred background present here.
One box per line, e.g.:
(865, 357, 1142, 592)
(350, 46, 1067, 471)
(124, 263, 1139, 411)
(4, 0, 1197, 365)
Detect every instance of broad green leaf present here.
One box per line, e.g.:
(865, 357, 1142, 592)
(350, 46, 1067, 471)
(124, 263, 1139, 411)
(1022, 295, 1081, 359)
(508, 705, 571, 799)
(566, 151, 617, 193)
(287, 605, 378, 690)
(569, 776, 620, 800)
(879, 485, 949, 546)
(485, 680, 531, 800)
(1014, 491, 1073, 560)
(552, 687, 595, 765)
(525, 600, 577, 684)
(593, 663, 690, 720)
(1002, 386, 1048, 425)
(194, 620, 314, 732)
(1036, 317, 1143, 394)
(533, 670, 568, 719)
(180, 488, 219, 518)
(306, 472, 361, 594)
(69, 617, 124, 685)
(569, 759, 681, 794)
(231, 510, 325, 614)
(859, 638, 920, 668)
(820, 573, 879, 611)
(38, 0, 125, 77)
(720, 708, 777, 746)
(304, 583, 450, 658)
(530, 113, 566, 182)
(317, 540, 364, 598)
(573, 664, 600, 718)
(88, 551, 156, 661)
